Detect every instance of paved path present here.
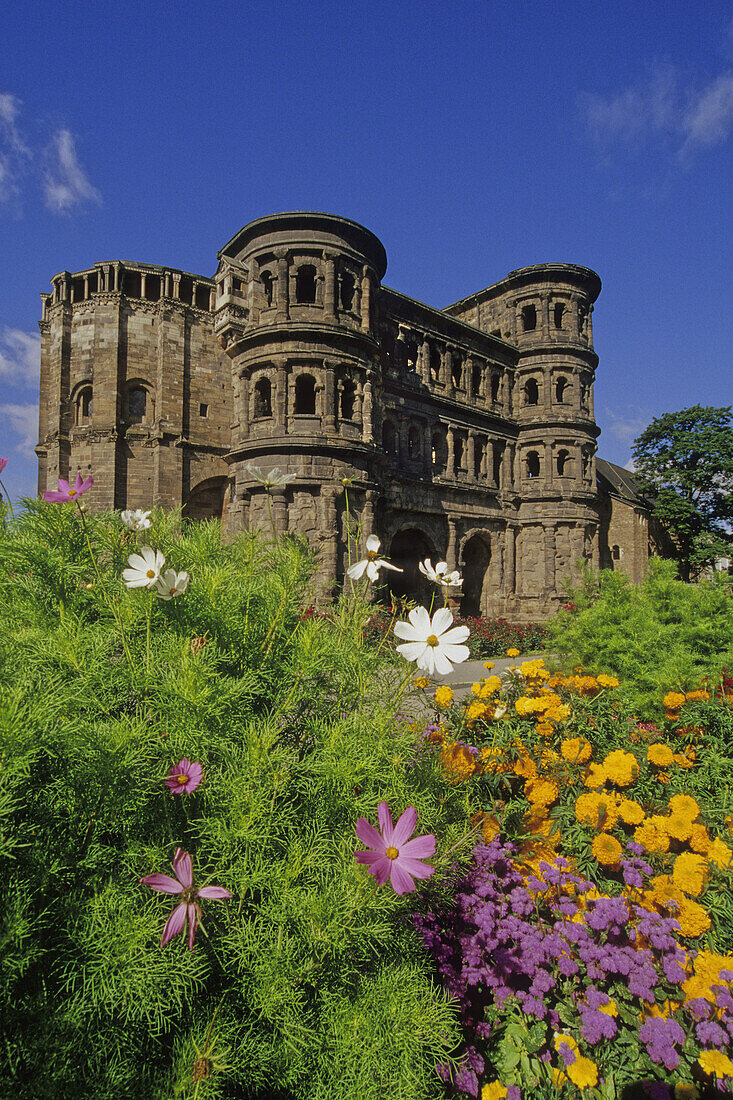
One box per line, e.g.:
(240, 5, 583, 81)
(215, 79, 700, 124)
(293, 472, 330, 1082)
(400, 651, 560, 716)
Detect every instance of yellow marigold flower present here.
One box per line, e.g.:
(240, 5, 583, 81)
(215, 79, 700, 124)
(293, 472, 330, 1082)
(647, 743, 675, 767)
(618, 799, 645, 825)
(481, 815, 501, 843)
(482, 1083, 508, 1100)
(576, 792, 619, 831)
(553, 1033, 579, 1054)
(506, 648, 520, 657)
(649, 873, 685, 908)
(483, 660, 495, 669)
(583, 762, 607, 788)
(683, 951, 733, 1002)
(603, 749, 639, 787)
(666, 812, 694, 842)
(592, 833, 623, 866)
(675, 898, 711, 938)
(465, 700, 487, 723)
(597, 673, 620, 688)
(599, 999, 617, 1016)
(561, 737, 592, 764)
(480, 675, 502, 696)
(567, 1055, 598, 1089)
(707, 837, 732, 869)
(685, 689, 710, 702)
(525, 777, 559, 806)
(577, 675, 600, 696)
(440, 742, 477, 782)
(514, 696, 533, 716)
(689, 823, 712, 854)
(672, 853, 708, 897)
(698, 1051, 733, 1079)
(673, 748, 696, 769)
(544, 702, 572, 723)
(536, 720, 555, 738)
(513, 755, 538, 780)
(433, 685, 454, 707)
(663, 691, 687, 710)
(479, 746, 510, 774)
(635, 817, 670, 854)
(413, 675, 430, 689)
(668, 794, 700, 821)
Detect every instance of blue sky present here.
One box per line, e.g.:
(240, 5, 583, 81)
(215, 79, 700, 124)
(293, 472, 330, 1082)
(1, 0, 732, 502)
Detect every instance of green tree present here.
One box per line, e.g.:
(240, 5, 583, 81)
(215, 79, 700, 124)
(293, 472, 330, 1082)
(631, 404, 733, 581)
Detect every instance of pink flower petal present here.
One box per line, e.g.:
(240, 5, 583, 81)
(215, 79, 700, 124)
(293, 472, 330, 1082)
(186, 762, 203, 791)
(160, 900, 188, 946)
(187, 903, 199, 950)
(355, 818, 385, 849)
(368, 855, 392, 886)
(391, 806, 418, 847)
(399, 833, 436, 859)
(396, 857, 434, 881)
(389, 862, 416, 895)
(197, 885, 232, 900)
(172, 849, 193, 888)
(140, 873, 184, 894)
(377, 801, 393, 839)
(355, 850, 384, 865)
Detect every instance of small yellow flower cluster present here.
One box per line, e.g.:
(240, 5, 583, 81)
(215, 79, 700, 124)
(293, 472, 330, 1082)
(433, 684, 454, 708)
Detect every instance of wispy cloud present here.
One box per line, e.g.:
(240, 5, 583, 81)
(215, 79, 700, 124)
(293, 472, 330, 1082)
(603, 406, 650, 447)
(0, 93, 101, 214)
(0, 402, 39, 456)
(44, 128, 102, 213)
(0, 328, 41, 387)
(581, 63, 733, 159)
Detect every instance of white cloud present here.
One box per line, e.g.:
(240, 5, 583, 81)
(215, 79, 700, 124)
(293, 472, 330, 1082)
(0, 328, 41, 387)
(0, 402, 39, 457)
(604, 406, 650, 447)
(44, 129, 102, 213)
(582, 64, 733, 158)
(0, 93, 29, 154)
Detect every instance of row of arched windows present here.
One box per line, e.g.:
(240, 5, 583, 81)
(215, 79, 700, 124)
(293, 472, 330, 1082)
(381, 420, 506, 484)
(72, 383, 152, 427)
(522, 375, 577, 406)
(256, 261, 359, 311)
(251, 374, 358, 421)
(520, 301, 568, 332)
(522, 448, 593, 480)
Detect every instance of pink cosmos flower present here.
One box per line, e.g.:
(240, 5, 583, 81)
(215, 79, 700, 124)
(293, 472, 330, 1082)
(0, 457, 8, 474)
(355, 801, 436, 895)
(140, 848, 232, 949)
(42, 472, 94, 503)
(164, 758, 203, 795)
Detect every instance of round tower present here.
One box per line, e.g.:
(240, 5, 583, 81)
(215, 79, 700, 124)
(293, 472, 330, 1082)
(214, 212, 388, 592)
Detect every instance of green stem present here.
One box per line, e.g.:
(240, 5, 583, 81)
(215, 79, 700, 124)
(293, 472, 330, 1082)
(146, 595, 152, 671)
(260, 584, 288, 658)
(76, 503, 135, 670)
(265, 490, 278, 544)
(0, 478, 15, 521)
(373, 602, 399, 660)
(343, 482, 352, 572)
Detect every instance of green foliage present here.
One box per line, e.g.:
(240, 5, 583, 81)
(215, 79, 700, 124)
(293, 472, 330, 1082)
(545, 559, 733, 718)
(632, 404, 733, 580)
(0, 505, 465, 1099)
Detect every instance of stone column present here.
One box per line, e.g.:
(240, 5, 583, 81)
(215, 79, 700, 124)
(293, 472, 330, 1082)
(323, 360, 337, 432)
(446, 518, 458, 572)
(323, 252, 337, 320)
(361, 490, 377, 544)
(320, 486, 340, 597)
(362, 377, 374, 442)
(113, 264, 120, 292)
(270, 488, 289, 536)
(446, 427, 455, 477)
(239, 372, 250, 438)
(83, 274, 89, 299)
(540, 292, 551, 338)
(570, 294, 580, 340)
(275, 249, 289, 322)
(399, 416, 409, 459)
(360, 266, 372, 332)
(274, 358, 287, 433)
(544, 523, 556, 592)
(172, 273, 181, 299)
(355, 382, 363, 426)
(468, 430, 476, 480)
(163, 272, 171, 298)
(544, 442, 554, 489)
(505, 525, 516, 593)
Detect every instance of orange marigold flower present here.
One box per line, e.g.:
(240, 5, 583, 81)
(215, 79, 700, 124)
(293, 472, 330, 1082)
(663, 691, 687, 710)
(689, 823, 712, 854)
(596, 673, 620, 688)
(707, 837, 733, 869)
(685, 689, 710, 702)
(668, 794, 700, 821)
(525, 777, 559, 806)
(675, 898, 711, 938)
(576, 792, 619, 831)
(440, 742, 477, 782)
(698, 1051, 733, 1079)
(618, 799, 645, 826)
(592, 833, 623, 866)
(561, 737, 592, 764)
(647, 743, 675, 767)
(672, 852, 708, 897)
(673, 748, 696, 769)
(634, 817, 670, 854)
(603, 749, 639, 787)
(479, 745, 510, 774)
(583, 763, 607, 788)
(536, 720, 555, 738)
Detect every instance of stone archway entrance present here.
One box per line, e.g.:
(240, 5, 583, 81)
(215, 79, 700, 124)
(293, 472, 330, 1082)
(182, 477, 227, 522)
(387, 528, 433, 605)
(460, 534, 491, 618)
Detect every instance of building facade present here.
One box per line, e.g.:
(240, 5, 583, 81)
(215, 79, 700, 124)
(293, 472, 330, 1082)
(36, 211, 652, 618)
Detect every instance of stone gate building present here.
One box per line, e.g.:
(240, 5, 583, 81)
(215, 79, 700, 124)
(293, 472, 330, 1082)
(36, 211, 654, 618)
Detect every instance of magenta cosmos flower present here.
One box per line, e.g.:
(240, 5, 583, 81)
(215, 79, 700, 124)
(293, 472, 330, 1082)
(164, 758, 203, 795)
(42, 472, 93, 503)
(140, 848, 231, 949)
(355, 801, 436, 895)
(0, 457, 8, 475)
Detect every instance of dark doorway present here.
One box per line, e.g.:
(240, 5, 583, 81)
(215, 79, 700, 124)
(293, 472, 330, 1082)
(460, 535, 490, 617)
(387, 528, 433, 604)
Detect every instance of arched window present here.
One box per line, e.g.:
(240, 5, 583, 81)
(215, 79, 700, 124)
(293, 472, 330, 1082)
(253, 378, 272, 419)
(555, 376, 569, 403)
(471, 361, 483, 398)
(451, 353, 463, 389)
(474, 438, 485, 479)
(408, 425, 421, 459)
(492, 442, 503, 487)
(490, 374, 500, 403)
(295, 264, 317, 304)
(524, 378, 539, 406)
(76, 385, 93, 425)
(340, 380, 356, 421)
(454, 435, 464, 470)
(556, 449, 570, 476)
(295, 374, 316, 415)
(339, 272, 355, 310)
(429, 344, 441, 383)
(261, 271, 274, 307)
(611, 544, 621, 561)
(554, 302, 565, 328)
(526, 451, 540, 478)
(127, 386, 147, 424)
(382, 420, 397, 456)
(431, 431, 447, 468)
(522, 304, 537, 332)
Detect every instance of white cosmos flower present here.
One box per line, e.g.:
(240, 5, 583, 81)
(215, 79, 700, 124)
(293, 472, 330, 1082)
(418, 558, 463, 589)
(155, 569, 190, 600)
(394, 606, 470, 676)
(346, 534, 403, 582)
(243, 463, 296, 489)
(120, 508, 152, 531)
(122, 546, 166, 589)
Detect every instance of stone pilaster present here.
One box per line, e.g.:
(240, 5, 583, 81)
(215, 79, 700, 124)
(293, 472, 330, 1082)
(275, 250, 289, 322)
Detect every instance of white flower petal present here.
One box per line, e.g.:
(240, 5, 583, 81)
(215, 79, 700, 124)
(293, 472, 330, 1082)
(394, 620, 421, 641)
(441, 643, 470, 666)
(366, 560, 381, 582)
(346, 559, 368, 580)
(439, 625, 471, 645)
(396, 640, 429, 663)
(365, 533, 381, 552)
(432, 649, 455, 675)
(407, 605, 432, 633)
(416, 648, 437, 675)
(431, 607, 455, 636)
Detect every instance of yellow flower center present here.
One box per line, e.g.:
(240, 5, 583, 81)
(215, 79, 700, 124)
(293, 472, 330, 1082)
(176, 774, 188, 785)
(367, 550, 378, 560)
(146, 569, 155, 578)
(426, 634, 439, 647)
(69, 488, 77, 497)
(385, 846, 399, 859)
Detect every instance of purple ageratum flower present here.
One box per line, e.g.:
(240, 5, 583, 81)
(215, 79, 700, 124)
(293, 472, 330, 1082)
(507, 1088, 521, 1100)
(164, 758, 203, 795)
(140, 848, 232, 949)
(696, 1020, 728, 1048)
(355, 801, 436, 895)
(42, 472, 93, 503)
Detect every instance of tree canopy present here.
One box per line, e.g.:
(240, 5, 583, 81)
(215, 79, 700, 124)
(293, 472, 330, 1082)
(631, 404, 733, 581)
